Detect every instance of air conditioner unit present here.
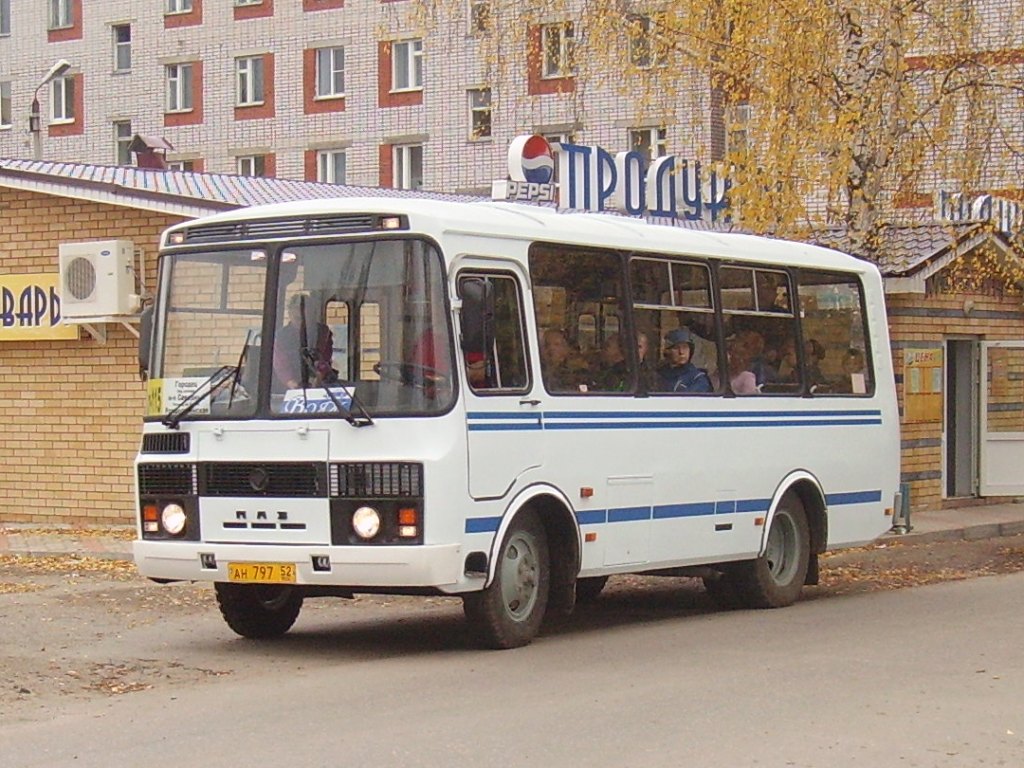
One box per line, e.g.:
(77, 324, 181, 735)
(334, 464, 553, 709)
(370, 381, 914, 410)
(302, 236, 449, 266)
(58, 240, 138, 319)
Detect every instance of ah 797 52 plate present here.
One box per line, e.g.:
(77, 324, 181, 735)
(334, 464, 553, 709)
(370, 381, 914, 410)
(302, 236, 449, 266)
(227, 562, 297, 584)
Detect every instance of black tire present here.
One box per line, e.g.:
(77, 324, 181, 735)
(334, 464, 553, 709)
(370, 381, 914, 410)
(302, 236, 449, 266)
(463, 510, 550, 649)
(575, 576, 609, 604)
(214, 583, 304, 639)
(732, 491, 810, 609)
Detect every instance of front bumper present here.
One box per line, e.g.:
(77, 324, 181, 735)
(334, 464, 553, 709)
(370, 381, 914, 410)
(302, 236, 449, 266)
(133, 540, 465, 591)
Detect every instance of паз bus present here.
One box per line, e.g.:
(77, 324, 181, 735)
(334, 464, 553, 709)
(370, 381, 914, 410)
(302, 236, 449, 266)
(134, 197, 900, 649)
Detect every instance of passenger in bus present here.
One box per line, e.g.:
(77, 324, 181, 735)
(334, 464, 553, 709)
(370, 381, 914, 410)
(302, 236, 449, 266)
(737, 329, 775, 386)
(685, 316, 719, 382)
(726, 334, 759, 394)
(273, 293, 337, 390)
(657, 328, 712, 393)
(541, 328, 590, 392)
(590, 333, 631, 392)
(804, 338, 828, 389)
(465, 350, 489, 389)
(835, 348, 867, 394)
(636, 331, 657, 392)
(775, 338, 799, 383)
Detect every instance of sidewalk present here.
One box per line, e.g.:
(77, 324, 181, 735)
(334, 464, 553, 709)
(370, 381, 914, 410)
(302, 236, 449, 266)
(2, 502, 1024, 561)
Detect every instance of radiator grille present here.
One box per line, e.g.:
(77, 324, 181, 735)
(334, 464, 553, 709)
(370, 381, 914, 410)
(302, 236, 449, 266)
(141, 432, 190, 454)
(138, 463, 196, 495)
(201, 463, 326, 497)
(333, 463, 423, 498)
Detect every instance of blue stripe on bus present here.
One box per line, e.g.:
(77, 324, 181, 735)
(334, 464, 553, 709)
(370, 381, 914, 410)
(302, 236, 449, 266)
(544, 409, 881, 419)
(468, 422, 543, 431)
(467, 412, 544, 419)
(608, 506, 651, 523)
(542, 418, 882, 430)
(826, 490, 883, 505)
(468, 489, 883, 533)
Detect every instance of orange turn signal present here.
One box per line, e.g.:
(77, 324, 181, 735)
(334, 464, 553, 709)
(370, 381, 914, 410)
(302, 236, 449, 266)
(398, 507, 417, 526)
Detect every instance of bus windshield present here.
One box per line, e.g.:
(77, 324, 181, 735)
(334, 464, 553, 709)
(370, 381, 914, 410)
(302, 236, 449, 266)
(151, 237, 454, 420)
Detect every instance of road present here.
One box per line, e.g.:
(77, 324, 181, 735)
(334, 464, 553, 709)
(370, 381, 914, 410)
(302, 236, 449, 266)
(1, 563, 1022, 767)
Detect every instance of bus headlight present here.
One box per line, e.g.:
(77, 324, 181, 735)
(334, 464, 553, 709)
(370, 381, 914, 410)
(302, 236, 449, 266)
(352, 506, 381, 540)
(161, 503, 187, 536)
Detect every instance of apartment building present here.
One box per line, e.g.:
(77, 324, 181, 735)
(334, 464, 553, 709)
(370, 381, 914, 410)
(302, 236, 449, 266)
(0, 0, 714, 193)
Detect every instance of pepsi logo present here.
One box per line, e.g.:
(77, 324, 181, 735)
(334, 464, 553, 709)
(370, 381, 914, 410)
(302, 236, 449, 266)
(507, 134, 554, 185)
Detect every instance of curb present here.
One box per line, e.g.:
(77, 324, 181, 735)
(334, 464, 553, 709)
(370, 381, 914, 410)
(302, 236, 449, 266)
(885, 520, 1024, 546)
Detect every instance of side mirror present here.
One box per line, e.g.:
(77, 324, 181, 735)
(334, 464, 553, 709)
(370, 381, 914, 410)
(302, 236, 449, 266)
(459, 277, 494, 356)
(138, 303, 154, 380)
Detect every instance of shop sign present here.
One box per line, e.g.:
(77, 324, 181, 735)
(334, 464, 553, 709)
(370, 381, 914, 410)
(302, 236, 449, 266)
(492, 134, 731, 222)
(936, 190, 1023, 235)
(0, 273, 79, 341)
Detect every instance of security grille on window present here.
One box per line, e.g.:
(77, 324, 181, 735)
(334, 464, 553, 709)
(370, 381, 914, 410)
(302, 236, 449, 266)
(316, 47, 345, 98)
(49, 0, 71, 28)
(113, 25, 132, 72)
(393, 144, 423, 190)
(114, 121, 132, 165)
(51, 76, 74, 123)
(541, 22, 575, 78)
(317, 150, 346, 184)
(469, 0, 490, 33)
(469, 88, 492, 139)
(0, 82, 10, 128)
(0, 0, 10, 36)
(237, 56, 265, 106)
(166, 64, 193, 112)
(629, 127, 667, 164)
(392, 39, 423, 91)
(167, 0, 193, 13)
(237, 155, 267, 176)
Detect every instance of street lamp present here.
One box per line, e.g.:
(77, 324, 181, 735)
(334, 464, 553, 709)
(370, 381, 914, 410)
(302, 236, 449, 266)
(28, 59, 72, 161)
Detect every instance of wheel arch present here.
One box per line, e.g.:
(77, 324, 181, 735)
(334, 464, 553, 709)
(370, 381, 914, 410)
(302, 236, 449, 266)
(484, 484, 581, 609)
(760, 471, 827, 557)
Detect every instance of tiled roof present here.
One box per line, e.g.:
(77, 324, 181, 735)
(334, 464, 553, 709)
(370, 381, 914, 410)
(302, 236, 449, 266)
(0, 158, 481, 211)
(808, 221, 1003, 276)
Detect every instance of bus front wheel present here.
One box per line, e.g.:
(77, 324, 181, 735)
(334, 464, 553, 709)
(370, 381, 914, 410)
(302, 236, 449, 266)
(732, 492, 810, 609)
(463, 510, 550, 649)
(214, 583, 304, 638)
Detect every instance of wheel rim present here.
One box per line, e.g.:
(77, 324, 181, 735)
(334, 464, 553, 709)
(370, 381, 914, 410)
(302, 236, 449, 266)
(499, 530, 540, 622)
(764, 509, 799, 585)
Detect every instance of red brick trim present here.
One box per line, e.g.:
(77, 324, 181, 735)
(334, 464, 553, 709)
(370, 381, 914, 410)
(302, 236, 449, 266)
(47, 0, 82, 42)
(234, 0, 273, 21)
(526, 25, 575, 96)
(304, 150, 318, 181)
(906, 48, 1024, 71)
(377, 41, 423, 108)
(234, 53, 275, 120)
(165, 0, 203, 29)
(303, 0, 344, 10)
(303, 48, 347, 114)
(379, 143, 393, 187)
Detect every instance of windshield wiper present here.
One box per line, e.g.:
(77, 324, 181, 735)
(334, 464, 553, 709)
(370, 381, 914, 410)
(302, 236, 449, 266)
(299, 349, 374, 428)
(162, 365, 237, 429)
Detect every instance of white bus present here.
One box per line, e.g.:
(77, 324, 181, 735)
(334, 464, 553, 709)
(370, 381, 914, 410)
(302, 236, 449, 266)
(134, 196, 900, 649)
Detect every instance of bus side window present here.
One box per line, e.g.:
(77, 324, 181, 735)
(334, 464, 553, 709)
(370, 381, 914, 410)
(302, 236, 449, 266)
(797, 272, 873, 396)
(458, 272, 530, 393)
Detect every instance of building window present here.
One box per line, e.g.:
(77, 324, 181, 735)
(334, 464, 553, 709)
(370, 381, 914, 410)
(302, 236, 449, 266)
(469, 88, 491, 139)
(49, 0, 72, 28)
(113, 24, 132, 72)
(627, 15, 668, 69)
(316, 47, 345, 98)
(114, 120, 133, 164)
(541, 22, 574, 78)
(541, 131, 575, 146)
(51, 76, 75, 123)
(1, 0, 10, 36)
(468, 0, 489, 33)
(235, 0, 261, 5)
(629, 127, 667, 164)
(167, 0, 193, 12)
(392, 39, 423, 91)
(317, 149, 346, 184)
(0, 81, 11, 128)
(393, 144, 423, 190)
(727, 103, 751, 157)
(237, 155, 267, 176)
(237, 56, 265, 105)
(167, 159, 197, 172)
(166, 63, 194, 112)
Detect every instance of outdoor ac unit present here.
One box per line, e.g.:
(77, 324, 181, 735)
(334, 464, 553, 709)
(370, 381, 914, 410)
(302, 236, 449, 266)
(58, 240, 138, 319)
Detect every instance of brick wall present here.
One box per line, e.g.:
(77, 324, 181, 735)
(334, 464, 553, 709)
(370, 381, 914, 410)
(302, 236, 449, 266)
(0, 188, 185, 525)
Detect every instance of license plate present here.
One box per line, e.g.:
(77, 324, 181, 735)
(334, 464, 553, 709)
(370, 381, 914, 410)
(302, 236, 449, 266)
(227, 562, 296, 584)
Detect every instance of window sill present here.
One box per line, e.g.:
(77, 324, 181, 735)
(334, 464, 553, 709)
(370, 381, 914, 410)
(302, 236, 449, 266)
(541, 73, 575, 81)
(164, 10, 194, 16)
(313, 94, 345, 101)
(236, 101, 266, 108)
(112, 69, 132, 75)
(389, 87, 423, 95)
(49, 118, 75, 126)
(467, 135, 493, 143)
(0, 125, 12, 132)
(47, 24, 74, 32)
(165, 108, 194, 115)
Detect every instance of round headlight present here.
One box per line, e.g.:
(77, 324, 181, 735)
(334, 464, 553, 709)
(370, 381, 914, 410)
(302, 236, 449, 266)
(161, 503, 187, 536)
(352, 506, 381, 540)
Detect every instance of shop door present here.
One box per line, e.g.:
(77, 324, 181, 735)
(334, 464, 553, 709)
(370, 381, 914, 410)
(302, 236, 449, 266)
(945, 339, 978, 497)
(979, 341, 1024, 496)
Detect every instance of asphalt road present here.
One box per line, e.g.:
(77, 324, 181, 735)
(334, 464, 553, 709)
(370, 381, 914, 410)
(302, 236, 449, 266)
(2, 569, 1022, 767)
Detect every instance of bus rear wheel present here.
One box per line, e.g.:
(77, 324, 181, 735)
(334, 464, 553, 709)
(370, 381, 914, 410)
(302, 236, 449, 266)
(214, 583, 304, 638)
(463, 510, 550, 649)
(732, 492, 810, 609)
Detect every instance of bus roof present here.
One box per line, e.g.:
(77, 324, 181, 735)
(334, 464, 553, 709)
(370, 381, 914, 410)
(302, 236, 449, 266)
(164, 196, 876, 275)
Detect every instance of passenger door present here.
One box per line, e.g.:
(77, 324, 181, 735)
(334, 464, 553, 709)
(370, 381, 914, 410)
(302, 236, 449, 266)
(458, 268, 542, 499)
